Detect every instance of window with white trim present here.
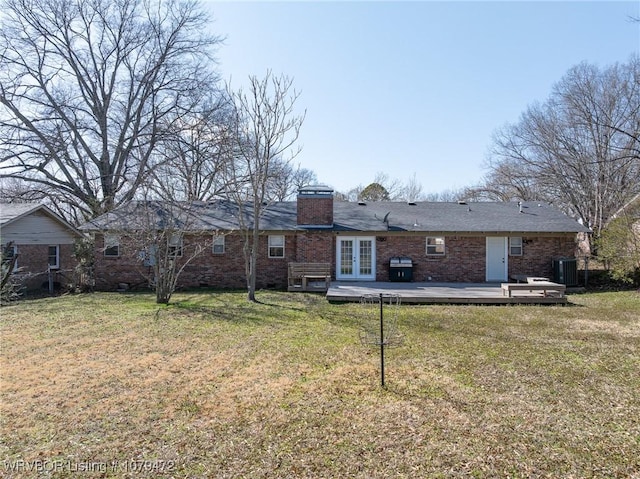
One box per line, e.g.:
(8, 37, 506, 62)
(48, 245, 60, 269)
(212, 234, 225, 254)
(509, 237, 523, 256)
(104, 234, 120, 257)
(268, 235, 285, 258)
(426, 236, 445, 255)
(168, 234, 183, 258)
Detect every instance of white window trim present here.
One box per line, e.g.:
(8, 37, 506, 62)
(168, 234, 183, 258)
(104, 234, 120, 257)
(426, 236, 445, 256)
(48, 245, 60, 269)
(268, 235, 285, 258)
(509, 237, 523, 256)
(212, 234, 225, 254)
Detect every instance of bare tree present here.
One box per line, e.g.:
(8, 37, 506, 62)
(0, 241, 21, 303)
(472, 160, 543, 202)
(225, 72, 305, 301)
(266, 159, 318, 201)
(399, 173, 424, 202)
(338, 172, 408, 202)
(0, 0, 222, 220)
(291, 166, 319, 193)
(136, 202, 208, 304)
(94, 198, 209, 304)
(149, 93, 235, 201)
(335, 185, 363, 202)
(0, 177, 87, 224)
(371, 172, 403, 200)
(423, 188, 470, 202)
(0, 178, 45, 203)
(485, 57, 640, 238)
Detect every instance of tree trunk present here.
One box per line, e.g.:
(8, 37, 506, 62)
(157, 291, 170, 304)
(247, 223, 260, 302)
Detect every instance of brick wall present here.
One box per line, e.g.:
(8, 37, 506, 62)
(508, 235, 577, 279)
(377, 234, 577, 282)
(94, 233, 296, 291)
(12, 243, 78, 291)
(294, 232, 334, 265)
(297, 195, 333, 226)
(93, 231, 579, 290)
(376, 235, 487, 282)
(94, 234, 153, 290)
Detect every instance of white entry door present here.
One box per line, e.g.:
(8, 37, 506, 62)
(336, 237, 376, 280)
(486, 237, 508, 282)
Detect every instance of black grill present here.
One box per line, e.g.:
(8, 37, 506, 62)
(389, 256, 413, 282)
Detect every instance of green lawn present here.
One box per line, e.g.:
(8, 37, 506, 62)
(1, 291, 639, 478)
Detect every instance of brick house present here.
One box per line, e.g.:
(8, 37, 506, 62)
(81, 187, 591, 291)
(0, 203, 84, 291)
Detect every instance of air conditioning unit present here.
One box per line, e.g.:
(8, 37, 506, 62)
(553, 258, 578, 286)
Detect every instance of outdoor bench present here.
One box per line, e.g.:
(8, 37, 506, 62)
(501, 281, 566, 298)
(288, 262, 332, 292)
(510, 274, 550, 284)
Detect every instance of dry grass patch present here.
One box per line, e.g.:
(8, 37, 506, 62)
(1, 290, 639, 478)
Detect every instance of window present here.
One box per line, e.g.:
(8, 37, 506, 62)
(48, 245, 59, 269)
(268, 235, 285, 258)
(104, 234, 120, 257)
(426, 237, 445, 255)
(168, 234, 183, 258)
(509, 237, 523, 256)
(212, 235, 225, 254)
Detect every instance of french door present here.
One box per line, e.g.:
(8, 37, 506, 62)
(336, 237, 376, 280)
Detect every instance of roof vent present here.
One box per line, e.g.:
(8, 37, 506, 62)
(358, 201, 367, 206)
(408, 201, 417, 206)
(458, 200, 467, 205)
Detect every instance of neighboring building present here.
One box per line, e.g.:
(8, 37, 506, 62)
(0, 203, 84, 291)
(81, 187, 591, 291)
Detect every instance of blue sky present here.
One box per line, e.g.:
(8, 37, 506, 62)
(204, 1, 639, 196)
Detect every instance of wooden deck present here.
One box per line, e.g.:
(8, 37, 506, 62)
(326, 281, 568, 305)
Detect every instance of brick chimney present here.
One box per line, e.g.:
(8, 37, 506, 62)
(296, 186, 334, 227)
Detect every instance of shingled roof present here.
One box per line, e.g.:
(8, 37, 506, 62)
(81, 199, 590, 234)
(332, 200, 590, 233)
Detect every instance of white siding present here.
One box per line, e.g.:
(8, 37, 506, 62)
(0, 211, 79, 245)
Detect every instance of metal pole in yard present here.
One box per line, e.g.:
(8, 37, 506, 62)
(379, 293, 385, 388)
